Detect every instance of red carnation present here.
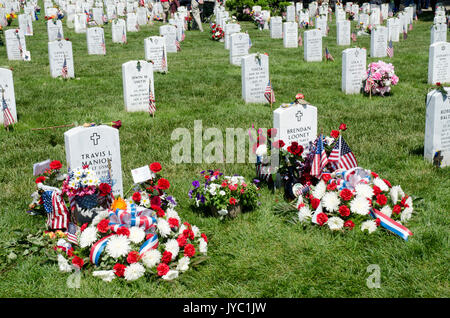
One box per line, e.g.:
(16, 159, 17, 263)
(344, 220, 355, 229)
(113, 263, 126, 277)
(383, 179, 392, 188)
(272, 140, 285, 149)
(72, 256, 84, 269)
(127, 251, 140, 264)
(97, 219, 110, 233)
(371, 171, 379, 178)
(339, 123, 347, 131)
(229, 197, 236, 205)
(393, 205, 402, 215)
(339, 205, 350, 217)
(157, 263, 170, 276)
(375, 218, 381, 227)
(161, 251, 172, 264)
(157, 178, 170, 190)
(168, 217, 179, 228)
(376, 194, 387, 206)
(116, 227, 130, 237)
(132, 192, 141, 203)
(267, 128, 277, 139)
(316, 213, 328, 226)
(150, 195, 161, 207)
(150, 162, 162, 173)
(330, 130, 340, 139)
(50, 160, 62, 170)
(340, 189, 353, 201)
(98, 183, 112, 196)
(183, 229, 195, 241)
(80, 223, 88, 232)
(112, 120, 122, 129)
(201, 233, 208, 243)
(327, 182, 337, 191)
(287, 142, 304, 156)
(67, 249, 74, 257)
(311, 197, 321, 210)
(152, 205, 165, 218)
(184, 244, 196, 258)
(373, 185, 382, 196)
(177, 235, 187, 247)
(322, 173, 331, 182)
(35, 176, 46, 184)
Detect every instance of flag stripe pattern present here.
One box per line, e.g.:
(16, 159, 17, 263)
(329, 135, 358, 170)
(2, 93, 15, 127)
(387, 40, 394, 58)
(264, 80, 275, 103)
(311, 135, 328, 177)
(148, 86, 156, 114)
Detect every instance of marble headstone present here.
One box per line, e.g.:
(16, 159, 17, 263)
(304, 29, 322, 62)
(428, 42, 450, 85)
(122, 60, 155, 112)
(144, 36, 168, 73)
(0, 68, 17, 126)
(48, 40, 75, 78)
(342, 47, 367, 94)
(241, 53, 270, 104)
(229, 32, 250, 66)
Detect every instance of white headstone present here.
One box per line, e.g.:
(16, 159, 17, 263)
(342, 47, 367, 94)
(273, 103, 318, 149)
(370, 26, 388, 58)
(92, 7, 104, 25)
(336, 20, 350, 46)
(229, 32, 250, 66)
(112, 19, 127, 43)
(431, 24, 447, 45)
(144, 36, 168, 73)
(160, 24, 177, 53)
(283, 22, 298, 48)
(5, 29, 27, 61)
(286, 5, 296, 22)
(359, 13, 369, 28)
(64, 125, 123, 197)
(47, 19, 64, 42)
(387, 18, 400, 42)
(335, 8, 346, 23)
(428, 42, 450, 85)
(137, 7, 148, 25)
(304, 29, 322, 62)
(74, 13, 87, 33)
(241, 53, 270, 104)
(48, 40, 75, 78)
(127, 12, 139, 32)
(270, 16, 282, 39)
(122, 60, 155, 112)
(315, 15, 328, 37)
(224, 23, 241, 50)
(18, 14, 33, 36)
(298, 9, 309, 24)
(424, 89, 450, 167)
(261, 10, 270, 30)
(86, 27, 106, 55)
(0, 68, 17, 126)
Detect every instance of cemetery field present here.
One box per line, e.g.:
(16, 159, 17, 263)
(0, 11, 449, 298)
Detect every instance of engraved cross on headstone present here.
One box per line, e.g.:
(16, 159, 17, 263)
(296, 110, 303, 122)
(90, 132, 101, 146)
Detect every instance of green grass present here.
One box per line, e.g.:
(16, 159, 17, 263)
(0, 9, 449, 298)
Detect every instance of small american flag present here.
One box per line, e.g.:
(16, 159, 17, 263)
(61, 55, 68, 78)
(351, 32, 357, 42)
(364, 67, 374, 93)
(409, 23, 413, 31)
(181, 29, 185, 42)
(328, 135, 358, 170)
(66, 231, 79, 245)
(325, 47, 334, 61)
(2, 92, 15, 128)
(148, 84, 156, 115)
(311, 135, 328, 178)
(101, 35, 106, 53)
(387, 40, 394, 58)
(175, 40, 181, 51)
(298, 34, 303, 46)
(161, 48, 167, 71)
(264, 80, 275, 104)
(122, 27, 127, 43)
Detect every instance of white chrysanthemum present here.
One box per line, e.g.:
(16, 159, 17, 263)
(361, 220, 377, 234)
(322, 192, 341, 213)
(199, 238, 208, 254)
(79, 227, 98, 248)
(176, 256, 190, 272)
(327, 217, 344, 231)
(373, 177, 389, 192)
(401, 207, 413, 223)
(192, 225, 200, 238)
(380, 205, 392, 218)
(93, 270, 116, 282)
(91, 209, 110, 226)
(105, 235, 131, 259)
(219, 190, 226, 196)
(350, 196, 371, 215)
(157, 218, 172, 238)
(255, 144, 268, 157)
(124, 263, 146, 281)
(165, 239, 179, 260)
(162, 270, 179, 281)
(57, 254, 73, 272)
(166, 208, 180, 223)
(389, 185, 403, 205)
(312, 181, 327, 199)
(298, 206, 312, 223)
(141, 249, 161, 268)
(355, 183, 374, 199)
(129, 227, 146, 244)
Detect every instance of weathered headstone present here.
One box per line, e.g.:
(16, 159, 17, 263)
(144, 36, 168, 73)
(86, 27, 106, 55)
(48, 39, 75, 78)
(64, 125, 123, 197)
(0, 68, 17, 126)
(122, 60, 155, 112)
(229, 32, 250, 66)
(424, 89, 450, 167)
(304, 29, 322, 62)
(342, 47, 367, 94)
(273, 103, 318, 149)
(241, 53, 270, 104)
(283, 22, 299, 48)
(428, 42, 450, 85)
(370, 26, 388, 58)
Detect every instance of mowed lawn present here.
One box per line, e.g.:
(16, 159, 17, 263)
(0, 8, 449, 297)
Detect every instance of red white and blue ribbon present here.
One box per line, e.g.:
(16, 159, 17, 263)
(139, 233, 159, 256)
(370, 209, 413, 241)
(108, 204, 156, 232)
(90, 234, 113, 265)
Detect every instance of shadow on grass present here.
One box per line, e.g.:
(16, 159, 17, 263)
(419, 11, 437, 22)
(410, 145, 425, 157)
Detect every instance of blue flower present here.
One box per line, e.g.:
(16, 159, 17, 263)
(192, 180, 200, 188)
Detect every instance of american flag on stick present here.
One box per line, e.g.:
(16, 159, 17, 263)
(328, 135, 358, 170)
(61, 54, 68, 79)
(298, 33, 303, 46)
(148, 82, 156, 116)
(122, 27, 127, 43)
(325, 47, 334, 61)
(161, 47, 167, 71)
(311, 134, 328, 178)
(351, 32, 357, 42)
(175, 40, 181, 51)
(2, 91, 15, 128)
(387, 40, 394, 58)
(264, 80, 275, 105)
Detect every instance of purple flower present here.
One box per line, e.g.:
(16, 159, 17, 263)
(253, 179, 260, 184)
(200, 195, 205, 203)
(192, 180, 200, 188)
(188, 190, 193, 199)
(166, 196, 177, 206)
(200, 170, 205, 174)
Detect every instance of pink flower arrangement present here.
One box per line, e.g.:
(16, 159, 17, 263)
(364, 61, 399, 96)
